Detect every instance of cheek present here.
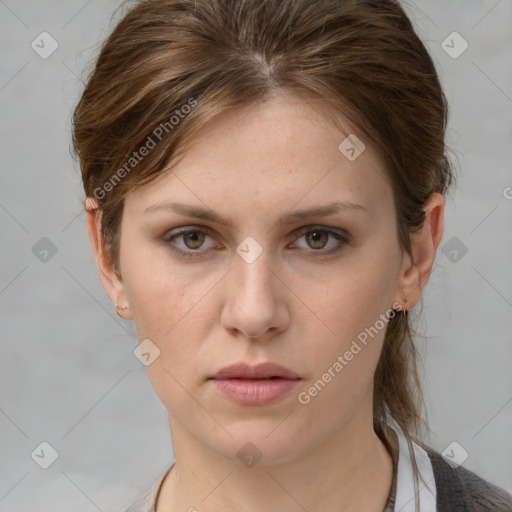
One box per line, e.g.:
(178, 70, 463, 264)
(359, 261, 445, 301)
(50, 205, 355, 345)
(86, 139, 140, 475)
(120, 248, 222, 383)
(294, 295, 391, 435)
(121, 241, 212, 338)
(307, 253, 398, 343)
(297, 246, 400, 394)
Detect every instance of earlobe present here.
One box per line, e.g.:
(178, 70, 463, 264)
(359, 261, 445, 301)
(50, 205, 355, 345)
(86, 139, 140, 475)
(85, 197, 132, 320)
(393, 192, 445, 311)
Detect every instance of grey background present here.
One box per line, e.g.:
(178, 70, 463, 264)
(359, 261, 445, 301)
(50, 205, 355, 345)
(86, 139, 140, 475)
(1, 1, 511, 510)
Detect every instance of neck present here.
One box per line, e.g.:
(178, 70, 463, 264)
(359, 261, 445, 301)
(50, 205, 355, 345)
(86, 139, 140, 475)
(156, 403, 393, 512)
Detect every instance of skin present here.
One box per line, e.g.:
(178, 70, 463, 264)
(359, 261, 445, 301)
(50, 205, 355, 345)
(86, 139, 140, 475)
(86, 90, 444, 512)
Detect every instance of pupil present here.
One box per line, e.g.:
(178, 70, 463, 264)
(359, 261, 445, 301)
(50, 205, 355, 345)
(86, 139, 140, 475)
(308, 231, 326, 249)
(185, 231, 203, 248)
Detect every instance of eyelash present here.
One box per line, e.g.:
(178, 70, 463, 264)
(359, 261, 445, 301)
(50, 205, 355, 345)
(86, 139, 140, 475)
(159, 225, 350, 260)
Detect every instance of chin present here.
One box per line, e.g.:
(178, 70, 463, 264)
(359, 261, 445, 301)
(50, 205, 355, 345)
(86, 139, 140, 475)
(201, 419, 317, 467)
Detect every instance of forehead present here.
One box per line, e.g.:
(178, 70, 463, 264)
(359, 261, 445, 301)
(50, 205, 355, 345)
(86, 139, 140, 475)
(124, 91, 393, 219)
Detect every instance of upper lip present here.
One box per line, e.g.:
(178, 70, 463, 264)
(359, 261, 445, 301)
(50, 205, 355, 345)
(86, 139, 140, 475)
(210, 362, 301, 380)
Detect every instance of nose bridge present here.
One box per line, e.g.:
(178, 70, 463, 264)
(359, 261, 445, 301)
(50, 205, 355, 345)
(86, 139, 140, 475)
(223, 241, 286, 338)
(233, 242, 276, 301)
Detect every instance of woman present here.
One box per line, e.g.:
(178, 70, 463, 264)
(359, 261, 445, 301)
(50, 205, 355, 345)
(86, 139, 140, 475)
(72, 0, 512, 510)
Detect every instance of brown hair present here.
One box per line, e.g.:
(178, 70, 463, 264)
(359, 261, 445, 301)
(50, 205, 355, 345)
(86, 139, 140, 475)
(72, 0, 454, 469)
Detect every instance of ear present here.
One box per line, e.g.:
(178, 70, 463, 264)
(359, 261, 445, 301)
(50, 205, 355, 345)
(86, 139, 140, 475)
(85, 197, 132, 320)
(392, 192, 445, 311)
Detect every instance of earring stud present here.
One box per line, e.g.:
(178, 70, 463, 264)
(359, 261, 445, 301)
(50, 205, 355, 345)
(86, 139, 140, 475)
(115, 303, 129, 310)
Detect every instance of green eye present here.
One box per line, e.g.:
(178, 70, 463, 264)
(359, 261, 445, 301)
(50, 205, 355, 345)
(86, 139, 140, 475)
(160, 225, 350, 260)
(291, 226, 349, 257)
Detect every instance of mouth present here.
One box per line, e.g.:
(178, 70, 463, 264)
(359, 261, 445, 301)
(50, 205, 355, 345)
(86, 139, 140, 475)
(208, 362, 302, 406)
(209, 362, 301, 380)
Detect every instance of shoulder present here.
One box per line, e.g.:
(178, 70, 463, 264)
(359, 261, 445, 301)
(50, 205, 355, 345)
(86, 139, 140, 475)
(425, 447, 512, 511)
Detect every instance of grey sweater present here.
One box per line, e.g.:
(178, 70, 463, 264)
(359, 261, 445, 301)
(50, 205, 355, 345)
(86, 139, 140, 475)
(425, 448, 512, 511)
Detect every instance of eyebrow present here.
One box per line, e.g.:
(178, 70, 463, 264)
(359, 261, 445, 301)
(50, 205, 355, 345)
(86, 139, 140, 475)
(143, 200, 369, 228)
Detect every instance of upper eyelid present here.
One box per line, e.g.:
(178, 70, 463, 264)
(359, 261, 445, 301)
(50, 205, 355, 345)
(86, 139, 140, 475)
(165, 223, 347, 236)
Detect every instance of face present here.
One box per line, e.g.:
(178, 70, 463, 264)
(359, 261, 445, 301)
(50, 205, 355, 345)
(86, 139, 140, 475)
(98, 91, 418, 464)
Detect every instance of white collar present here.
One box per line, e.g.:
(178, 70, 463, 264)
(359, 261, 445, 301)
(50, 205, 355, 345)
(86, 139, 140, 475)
(388, 420, 437, 511)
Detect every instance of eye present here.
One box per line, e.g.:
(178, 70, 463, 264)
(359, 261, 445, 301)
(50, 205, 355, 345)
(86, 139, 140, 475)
(160, 225, 350, 259)
(160, 227, 220, 259)
(290, 226, 349, 257)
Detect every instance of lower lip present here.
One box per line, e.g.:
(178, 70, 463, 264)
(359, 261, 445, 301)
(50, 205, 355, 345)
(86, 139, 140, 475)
(210, 378, 301, 406)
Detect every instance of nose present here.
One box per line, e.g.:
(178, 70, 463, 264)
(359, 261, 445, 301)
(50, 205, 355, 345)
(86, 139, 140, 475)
(221, 252, 289, 341)
(239, 329, 259, 339)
